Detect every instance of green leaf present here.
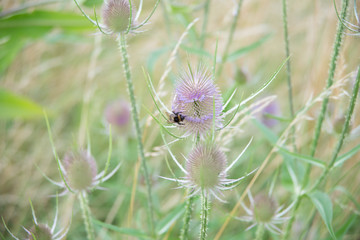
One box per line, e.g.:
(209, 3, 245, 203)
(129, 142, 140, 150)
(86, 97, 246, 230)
(156, 202, 186, 235)
(277, 146, 326, 168)
(0, 38, 25, 74)
(227, 33, 273, 62)
(83, 0, 103, 7)
(92, 218, 153, 239)
(308, 191, 337, 240)
(0, 10, 95, 39)
(335, 214, 356, 239)
(0, 88, 44, 119)
(334, 144, 360, 167)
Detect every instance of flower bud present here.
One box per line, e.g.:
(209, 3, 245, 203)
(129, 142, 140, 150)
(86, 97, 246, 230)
(104, 99, 131, 134)
(102, 0, 137, 34)
(63, 150, 97, 191)
(27, 224, 52, 240)
(186, 144, 227, 190)
(253, 194, 277, 223)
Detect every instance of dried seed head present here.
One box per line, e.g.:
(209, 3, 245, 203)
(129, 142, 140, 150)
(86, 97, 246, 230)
(63, 150, 97, 191)
(186, 144, 227, 190)
(102, 0, 137, 34)
(104, 99, 131, 134)
(253, 194, 278, 223)
(27, 224, 52, 240)
(172, 65, 223, 137)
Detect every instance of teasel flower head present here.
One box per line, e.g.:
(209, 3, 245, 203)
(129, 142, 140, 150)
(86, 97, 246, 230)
(3, 199, 69, 240)
(237, 192, 294, 234)
(161, 139, 255, 202)
(172, 65, 223, 137)
(104, 99, 131, 135)
(102, 0, 137, 34)
(63, 150, 98, 192)
(42, 149, 120, 196)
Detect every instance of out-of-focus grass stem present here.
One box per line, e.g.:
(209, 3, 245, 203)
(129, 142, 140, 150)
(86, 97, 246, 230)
(281, 0, 296, 151)
(118, 33, 155, 236)
(282, 0, 349, 238)
(200, 0, 211, 49)
(217, 0, 244, 76)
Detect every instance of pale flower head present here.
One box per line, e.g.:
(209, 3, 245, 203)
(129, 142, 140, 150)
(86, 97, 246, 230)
(237, 192, 294, 234)
(102, 0, 137, 34)
(161, 139, 255, 202)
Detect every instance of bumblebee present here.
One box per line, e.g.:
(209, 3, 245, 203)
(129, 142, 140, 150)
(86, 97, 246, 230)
(169, 111, 186, 125)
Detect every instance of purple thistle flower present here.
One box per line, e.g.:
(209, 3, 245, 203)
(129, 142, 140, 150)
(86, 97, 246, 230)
(172, 65, 223, 137)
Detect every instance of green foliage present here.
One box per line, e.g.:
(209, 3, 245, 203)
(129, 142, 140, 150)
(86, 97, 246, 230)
(308, 191, 336, 239)
(0, 88, 43, 119)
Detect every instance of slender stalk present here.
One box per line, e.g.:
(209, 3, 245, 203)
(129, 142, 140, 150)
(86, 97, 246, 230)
(282, 0, 349, 236)
(308, 0, 349, 158)
(118, 33, 155, 236)
(312, 66, 360, 190)
(281, 0, 295, 119)
(200, 192, 209, 240)
(200, 0, 212, 49)
(217, 0, 244, 76)
(79, 192, 95, 240)
(255, 223, 265, 240)
(281, 0, 296, 152)
(180, 191, 195, 240)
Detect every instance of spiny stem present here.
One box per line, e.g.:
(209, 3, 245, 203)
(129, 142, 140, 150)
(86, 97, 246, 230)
(118, 33, 155, 236)
(312, 65, 360, 190)
(200, 0, 211, 49)
(283, 0, 349, 236)
(200, 192, 209, 240)
(255, 223, 265, 240)
(217, 0, 244, 76)
(281, 0, 296, 151)
(180, 192, 195, 240)
(308, 0, 349, 158)
(78, 192, 94, 240)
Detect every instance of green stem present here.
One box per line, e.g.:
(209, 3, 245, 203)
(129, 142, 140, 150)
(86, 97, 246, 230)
(312, 65, 360, 190)
(281, 0, 296, 152)
(180, 192, 195, 240)
(308, 0, 349, 158)
(200, 192, 209, 240)
(79, 192, 95, 240)
(255, 223, 265, 240)
(282, 0, 349, 236)
(217, 0, 244, 76)
(200, 0, 211, 49)
(118, 33, 155, 236)
(281, 196, 301, 240)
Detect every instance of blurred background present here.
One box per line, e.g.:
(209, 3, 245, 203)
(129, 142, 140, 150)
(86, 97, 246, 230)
(1, 0, 360, 239)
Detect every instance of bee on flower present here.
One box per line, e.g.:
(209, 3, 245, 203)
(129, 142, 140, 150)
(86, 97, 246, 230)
(171, 65, 224, 138)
